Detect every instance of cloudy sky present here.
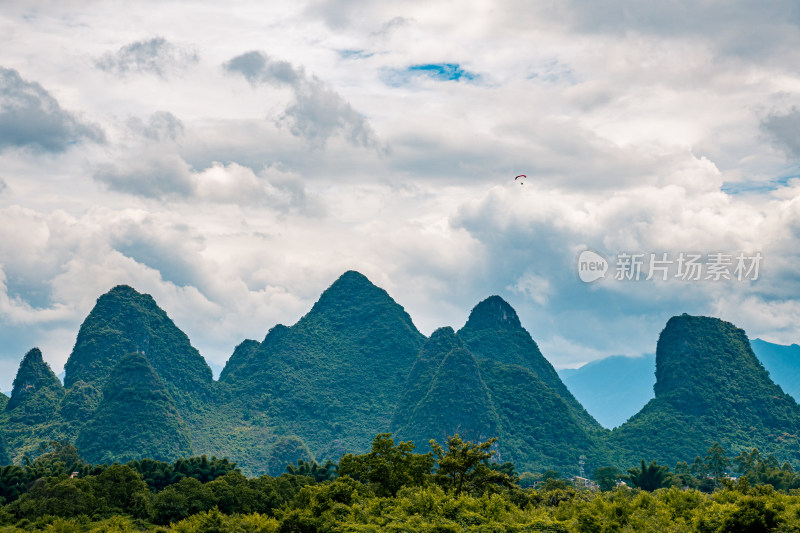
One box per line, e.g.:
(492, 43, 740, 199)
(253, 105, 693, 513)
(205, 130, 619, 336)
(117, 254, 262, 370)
(1, 0, 800, 391)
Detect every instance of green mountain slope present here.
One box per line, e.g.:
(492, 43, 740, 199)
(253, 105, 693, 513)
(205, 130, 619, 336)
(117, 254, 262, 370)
(457, 296, 602, 432)
(0, 432, 8, 465)
(6, 348, 64, 412)
(57, 380, 102, 441)
(64, 285, 212, 397)
(478, 359, 608, 472)
(608, 314, 800, 467)
(556, 340, 800, 431)
(217, 339, 261, 383)
(393, 299, 609, 474)
(62, 285, 218, 456)
(392, 328, 500, 446)
(1, 348, 66, 461)
(391, 327, 462, 436)
(8, 276, 800, 477)
(0, 393, 9, 464)
(219, 270, 426, 469)
(76, 352, 193, 464)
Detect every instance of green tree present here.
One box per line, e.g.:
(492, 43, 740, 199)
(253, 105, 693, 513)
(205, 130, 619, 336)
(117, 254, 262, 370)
(173, 455, 239, 483)
(705, 442, 730, 488)
(430, 435, 513, 496)
(733, 449, 799, 491)
(3, 476, 96, 520)
(24, 441, 84, 479)
(127, 458, 182, 492)
(0, 464, 28, 505)
(593, 466, 621, 492)
(542, 469, 561, 481)
(338, 433, 433, 497)
(673, 461, 695, 488)
(89, 464, 148, 514)
(734, 448, 761, 476)
(286, 459, 337, 482)
(691, 455, 707, 478)
(626, 460, 671, 491)
(151, 477, 215, 525)
(721, 496, 782, 532)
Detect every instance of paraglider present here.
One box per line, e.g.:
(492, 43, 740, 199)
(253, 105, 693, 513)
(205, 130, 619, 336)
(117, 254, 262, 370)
(515, 174, 526, 184)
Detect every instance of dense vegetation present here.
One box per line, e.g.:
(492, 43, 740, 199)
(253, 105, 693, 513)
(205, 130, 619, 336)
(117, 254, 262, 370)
(3, 436, 800, 532)
(218, 270, 427, 470)
(457, 296, 598, 432)
(392, 299, 611, 473)
(2, 349, 67, 460)
(608, 314, 800, 467)
(392, 328, 501, 448)
(64, 285, 213, 395)
(75, 353, 193, 464)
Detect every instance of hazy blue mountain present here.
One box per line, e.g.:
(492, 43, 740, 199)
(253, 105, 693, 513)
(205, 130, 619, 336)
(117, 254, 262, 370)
(751, 339, 800, 400)
(558, 339, 800, 431)
(558, 354, 656, 429)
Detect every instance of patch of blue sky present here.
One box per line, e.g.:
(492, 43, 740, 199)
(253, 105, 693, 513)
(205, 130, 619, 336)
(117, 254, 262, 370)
(383, 63, 478, 86)
(721, 171, 800, 195)
(409, 63, 475, 81)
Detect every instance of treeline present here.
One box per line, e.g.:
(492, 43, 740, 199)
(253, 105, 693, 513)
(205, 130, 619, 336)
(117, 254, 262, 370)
(590, 442, 800, 493)
(1, 435, 800, 532)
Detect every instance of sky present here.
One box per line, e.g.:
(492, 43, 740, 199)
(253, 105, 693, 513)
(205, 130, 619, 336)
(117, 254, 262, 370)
(2, 0, 800, 392)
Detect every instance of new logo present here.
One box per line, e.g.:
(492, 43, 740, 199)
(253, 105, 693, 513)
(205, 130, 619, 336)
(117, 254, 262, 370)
(578, 250, 608, 283)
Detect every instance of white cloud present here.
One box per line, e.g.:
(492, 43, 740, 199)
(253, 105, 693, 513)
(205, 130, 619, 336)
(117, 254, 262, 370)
(507, 271, 551, 306)
(0, 67, 104, 153)
(224, 50, 383, 149)
(95, 37, 199, 78)
(1, 0, 800, 392)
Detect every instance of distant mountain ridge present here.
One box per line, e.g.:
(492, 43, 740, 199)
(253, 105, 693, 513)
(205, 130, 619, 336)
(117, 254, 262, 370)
(558, 339, 800, 430)
(3, 272, 800, 479)
(559, 355, 657, 429)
